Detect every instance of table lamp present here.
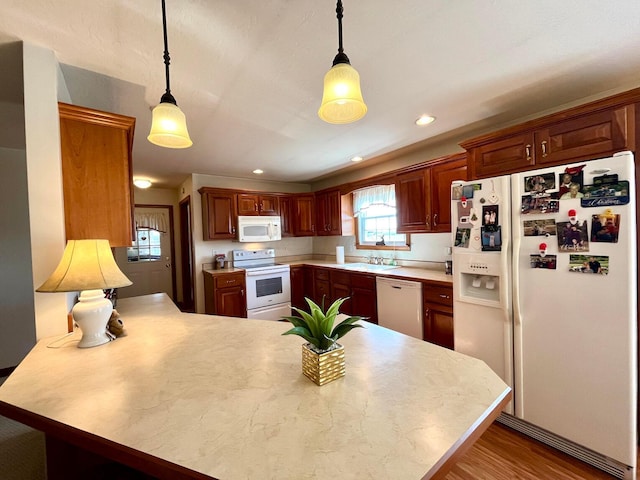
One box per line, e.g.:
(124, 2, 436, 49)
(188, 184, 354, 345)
(37, 239, 132, 348)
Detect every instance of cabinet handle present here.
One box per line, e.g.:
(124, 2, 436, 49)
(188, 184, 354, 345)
(525, 144, 532, 161)
(439, 294, 450, 299)
(232, 226, 236, 234)
(425, 214, 431, 229)
(241, 289, 245, 297)
(254, 203, 258, 212)
(433, 213, 438, 227)
(541, 140, 548, 157)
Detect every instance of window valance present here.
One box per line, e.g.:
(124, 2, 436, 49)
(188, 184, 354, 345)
(134, 211, 168, 232)
(352, 185, 396, 217)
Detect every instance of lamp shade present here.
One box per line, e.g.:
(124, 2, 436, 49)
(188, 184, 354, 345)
(37, 240, 132, 293)
(148, 102, 193, 149)
(318, 62, 367, 124)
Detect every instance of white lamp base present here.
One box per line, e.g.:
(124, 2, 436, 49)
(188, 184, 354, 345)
(73, 289, 113, 348)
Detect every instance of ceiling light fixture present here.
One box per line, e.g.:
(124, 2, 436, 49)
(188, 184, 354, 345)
(252, 169, 264, 175)
(133, 179, 152, 189)
(148, 0, 193, 149)
(415, 115, 436, 126)
(350, 156, 363, 162)
(318, 0, 367, 125)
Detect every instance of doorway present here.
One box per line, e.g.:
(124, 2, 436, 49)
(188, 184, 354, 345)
(179, 196, 195, 312)
(115, 205, 176, 300)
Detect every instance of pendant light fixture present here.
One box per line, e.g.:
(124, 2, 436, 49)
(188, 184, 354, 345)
(318, 0, 367, 125)
(148, 0, 193, 148)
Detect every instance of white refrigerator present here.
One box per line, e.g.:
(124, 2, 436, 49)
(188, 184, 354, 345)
(451, 151, 637, 479)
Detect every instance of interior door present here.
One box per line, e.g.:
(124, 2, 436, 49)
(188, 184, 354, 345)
(115, 206, 175, 300)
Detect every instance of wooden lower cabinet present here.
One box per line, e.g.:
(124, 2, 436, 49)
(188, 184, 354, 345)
(330, 270, 352, 313)
(290, 265, 312, 311)
(203, 271, 246, 318)
(350, 273, 378, 324)
(422, 282, 454, 350)
(312, 267, 331, 307)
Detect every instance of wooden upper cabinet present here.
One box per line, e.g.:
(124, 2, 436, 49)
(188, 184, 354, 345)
(462, 92, 639, 179)
(58, 102, 135, 247)
(237, 193, 280, 216)
(533, 106, 634, 165)
(465, 133, 535, 179)
(294, 194, 316, 236)
(429, 154, 467, 233)
(396, 169, 430, 233)
(199, 188, 237, 240)
(279, 196, 294, 237)
(395, 153, 466, 234)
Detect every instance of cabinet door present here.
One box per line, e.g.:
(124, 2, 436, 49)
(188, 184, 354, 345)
(429, 156, 467, 233)
(258, 194, 280, 216)
(237, 193, 260, 216)
(280, 196, 294, 237)
(396, 169, 431, 233)
(317, 190, 342, 235)
(424, 304, 454, 350)
(469, 132, 535, 179)
(200, 189, 237, 240)
(290, 265, 308, 310)
(330, 270, 352, 314)
(534, 106, 634, 166)
(215, 286, 246, 318)
(294, 194, 316, 236)
(351, 273, 377, 324)
(59, 103, 135, 247)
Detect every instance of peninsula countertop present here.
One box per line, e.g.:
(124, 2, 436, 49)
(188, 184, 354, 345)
(0, 293, 509, 479)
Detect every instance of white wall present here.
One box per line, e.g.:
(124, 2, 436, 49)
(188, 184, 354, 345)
(23, 42, 69, 339)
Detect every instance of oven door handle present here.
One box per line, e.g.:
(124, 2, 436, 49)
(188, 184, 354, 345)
(244, 267, 290, 277)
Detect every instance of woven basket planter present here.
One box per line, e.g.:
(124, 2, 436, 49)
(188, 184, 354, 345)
(301, 343, 345, 386)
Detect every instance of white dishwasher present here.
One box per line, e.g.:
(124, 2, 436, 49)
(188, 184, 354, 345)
(376, 277, 423, 339)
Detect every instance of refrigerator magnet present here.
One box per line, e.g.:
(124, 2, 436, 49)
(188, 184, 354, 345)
(581, 180, 630, 207)
(530, 254, 557, 269)
(558, 165, 585, 197)
(521, 193, 560, 214)
(523, 219, 556, 237)
(590, 210, 620, 243)
(482, 204, 499, 228)
(454, 227, 471, 248)
(569, 254, 608, 275)
(524, 172, 555, 194)
(457, 199, 473, 226)
(481, 226, 502, 251)
(556, 220, 589, 252)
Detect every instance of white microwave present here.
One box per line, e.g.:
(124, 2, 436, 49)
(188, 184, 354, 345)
(237, 215, 282, 242)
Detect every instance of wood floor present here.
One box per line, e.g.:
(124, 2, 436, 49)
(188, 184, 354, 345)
(446, 422, 622, 480)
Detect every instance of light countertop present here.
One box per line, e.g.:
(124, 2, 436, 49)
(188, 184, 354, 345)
(0, 293, 509, 479)
(285, 260, 453, 284)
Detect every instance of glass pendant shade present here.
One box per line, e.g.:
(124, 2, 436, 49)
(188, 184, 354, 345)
(318, 62, 367, 124)
(148, 101, 193, 149)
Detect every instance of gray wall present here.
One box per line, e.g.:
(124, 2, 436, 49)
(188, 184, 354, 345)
(0, 43, 36, 369)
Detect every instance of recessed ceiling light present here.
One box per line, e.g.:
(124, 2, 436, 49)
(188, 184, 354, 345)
(415, 115, 435, 126)
(133, 179, 152, 189)
(253, 169, 264, 175)
(351, 156, 363, 162)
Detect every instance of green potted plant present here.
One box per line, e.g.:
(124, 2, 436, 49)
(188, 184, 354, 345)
(282, 297, 364, 385)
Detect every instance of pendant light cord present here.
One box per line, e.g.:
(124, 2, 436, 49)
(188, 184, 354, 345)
(160, 0, 177, 104)
(332, 0, 350, 66)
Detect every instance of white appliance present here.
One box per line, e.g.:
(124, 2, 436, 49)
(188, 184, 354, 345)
(237, 215, 282, 242)
(451, 152, 637, 479)
(376, 277, 423, 339)
(233, 249, 290, 320)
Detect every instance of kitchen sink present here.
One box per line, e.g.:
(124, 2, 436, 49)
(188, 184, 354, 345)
(340, 262, 398, 272)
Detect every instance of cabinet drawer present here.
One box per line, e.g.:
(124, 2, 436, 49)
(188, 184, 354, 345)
(215, 272, 245, 289)
(350, 272, 375, 289)
(423, 283, 453, 307)
(330, 270, 351, 286)
(314, 268, 330, 281)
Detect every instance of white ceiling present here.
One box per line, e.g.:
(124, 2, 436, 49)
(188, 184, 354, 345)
(2, 0, 640, 187)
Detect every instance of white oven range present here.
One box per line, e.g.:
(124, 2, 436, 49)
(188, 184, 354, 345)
(233, 249, 291, 321)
